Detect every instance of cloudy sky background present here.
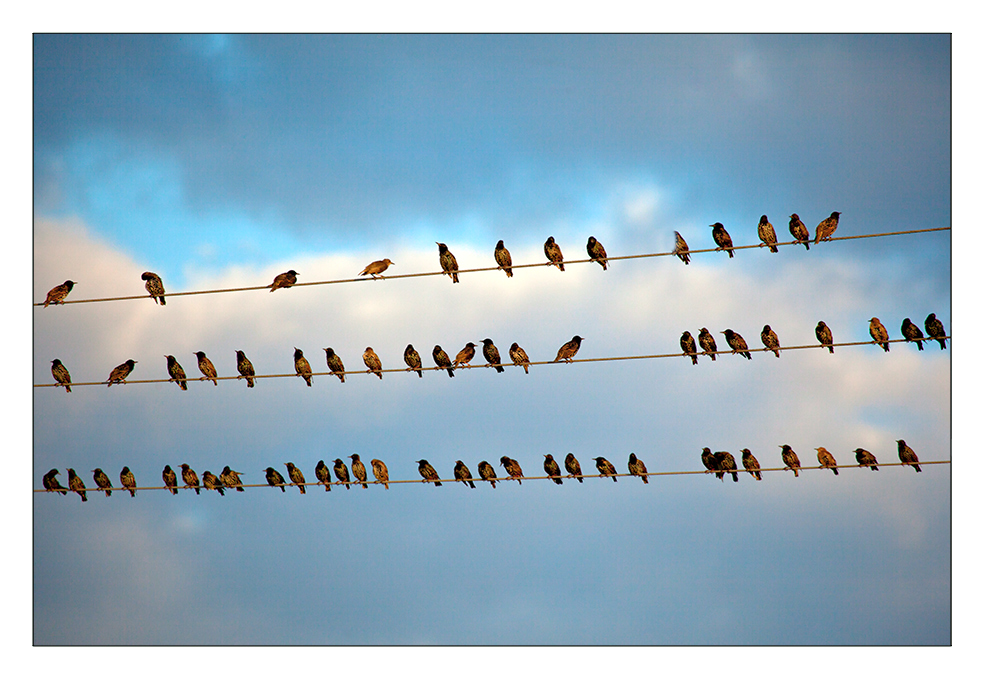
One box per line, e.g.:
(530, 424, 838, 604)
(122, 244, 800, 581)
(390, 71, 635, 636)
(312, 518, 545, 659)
(30, 32, 956, 654)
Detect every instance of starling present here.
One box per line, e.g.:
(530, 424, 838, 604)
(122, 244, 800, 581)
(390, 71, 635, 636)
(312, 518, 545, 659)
(544, 236, 565, 271)
(269, 269, 298, 291)
(494, 240, 513, 278)
(701, 447, 719, 476)
(371, 458, 390, 489)
(437, 242, 459, 283)
(478, 460, 497, 488)
(553, 335, 583, 363)
(162, 465, 178, 495)
(673, 231, 691, 265)
(509, 342, 531, 374)
(220, 466, 245, 492)
(680, 331, 699, 365)
(925, 313, 947, 350)
(285, 462, 306, 494)
(454, 342, 477, 368)
(194, 351, 218, 385)
(816, 447, 839, 476)
(627, 453, 649, 484)
(710, 222, 735, 258)
(714, 451, 739, 482)
(202, 471, 225, 496)
(417, 459, 442, 486)
(363, 347, 383, 379)
(44, 280, 76, 307)
(814, 211, 841, 244)
(780, 445, 801, 477)
(51, 359, 72, 392)
(350, 454, 369, 489)
(482, 338, 504, 373)
(723, 329, 752, 360)
(181, 464, 201, 494)
(324, 348, 346, 382)
(593, 456, 617, 482)
(543, 454, 563, 485)
(586, 236, 608, 270)
(92, 468, 112, 496)
(120, 466, 137, 497)
(42, 469, 68, 495)
(358, 258, 394, 279)
(816, 321, 834, 354)
(333, 458, 351, 489)
(265, 466, 287, 491)
(740, 449, 762, 480)
(788, 214, 810, 250)
(854, 448, 879, 471)
(67, 468, 87, 502)
(869, 317, 890, 352)
(107, 359, 137, 387)
(432, 345, 455, 378)
(294, 348, 313, 386)
(235, 350, 255, 387)
(455, 460, 477, 488)
(757, 215, 779, 253)
(141, 271, 166, 305)
(500, 456, 523, 484)
(315, 460, 332, 491)
(404, 344, 423, 377)
(564, 453, 584, 483)
(697, 328, 718, 361)
(165, 354, 188, 390)
(897, 439, 922, 473)
(901, 318, 925, 350)
(761, 325, 781, 358)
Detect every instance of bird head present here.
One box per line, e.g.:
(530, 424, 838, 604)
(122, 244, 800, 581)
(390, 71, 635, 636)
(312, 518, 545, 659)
(759, 215, 768, 223)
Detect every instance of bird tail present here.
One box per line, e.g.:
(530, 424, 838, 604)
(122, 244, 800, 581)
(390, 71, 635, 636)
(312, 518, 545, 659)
(914, 465, 922, 473)
(435, 481, 443, 486)
(299, 486, 306, 494)
(728, 249, 734, 258)
(416, 370, 422, 377)
(194, 488, 200, 495)
(305, 377, 312, 386)
(793, 469, 799, 477)
(324, 483, 331, 492)
(169, 487, 177, 495)
(218, 488, 225, 496)
(180, 381, 187, 390)
(247, 377, 255, 387)
(642, 476, 649, 484)
(452, 272, 459, 283)
(490, 480, 496, 488)
(362, 482, 369, 489)
(80, 493, 87, 502)
(468, 480, 476, 489)
(577, 476, 583, 483)
(495, 365, 504, 373)
(559, 263, 565, 271)
(523, 365, 529, 374)
(65, 385, 71, 392)
(506, 269, 513, 277)
(832, 468, 839, 476)
(690, 355, 698, 365)
(770, 245, 778, 253)
(731, 472, 738, 482)
(754, 472, 762, 481)
(743, 352, 751, 360)
(710, 354, 716, 361)
(772, 350, 780, 358)
(828, 346, 834, 354)
(104, 489, 112, 497)
(376, 372, 382, 380)
(872, 465, 879, 471)
(128, 489, 136, 497)
(236, 486, 244, 492)
(804, 242, 810, 251)
(160, 296, 166, 305)
(937, 338, 946, 350)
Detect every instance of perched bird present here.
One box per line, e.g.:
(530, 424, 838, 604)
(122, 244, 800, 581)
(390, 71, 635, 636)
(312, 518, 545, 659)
(494, 240, 513, 277)
(92, 468, 112, 496)
(509, 342, 531, 374)
(482, 338, 504, 373)
(901, 318, 925, 350)
(757, 215, 778, 253)
(323, 348, 346, 382)
(701, 447, 720, 475)
(710, 222, 735, 258)
(544, 236, 565, 271)
(294, 348, 313, 386)
(500, 456, 523, 484)
(220, 466, 245, 492)
(417, 459, 442, 486)
(371, 458, 390, 489)
(404, 344, 423, 377)
(202, 471, 225, 496)
(454, 460, 477, 488)
(854, 448, 879, 471)
(553, 335, 583, 363)
(478, 460, 498, 488)
(44, 280, 76, 307)
(165, 355, 188, 390)
(180, 464, 201, 494)
(586, 236, 608, 270)
(543, 454, 563, 485)
(897, 439, 922, 473)
(315, 460, 332, 492)
(141, 271, 166, 305)
(454, 342, 477, 368)
(269, 269, 298, 291)
(814, 211, 841, 243)
(816, 447, 839, 476)
(363, 347, 383, 379)
(740, 449, 762, 480)
(593, 456, 617, 482)
(432, 345, 455, 378)
(51, 359, 72, 392)
(265, 466, 287, 491)
(761, 325, 781, 358)
(162, 465, 178, 495)
(437, 242, 459, 283)
(869, 317, 890, 352)
(780, 445, 801, 477)
(788, 214, 811, 250)
(67, 468, 87, 502)
(194, 351, 218, 385)
(564, 453, 584, 483)
(627, 453, 649, 484)
(816, 321, 834, 354)
(673, 231, 691, 265)
(42, 469, 68, 495)
(107, 359, 137, 387)
(924, 313, 947, 350)
(333, 458, 351, 489)
(723, 329, 752, 360)
(285, 462, 306, 494)
(358, 258, 394, 279)
(235, 350, 255, 387)
(120, 466, 137, 497)
(350, 454, 369, 489)
(714, 451, 739, 482)
(680, 331, 699, 365)
(697, 328, 718, 361)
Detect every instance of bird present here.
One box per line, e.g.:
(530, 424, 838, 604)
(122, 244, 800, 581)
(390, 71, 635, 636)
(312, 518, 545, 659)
(586, 236, 608, 270)
(269, 269, 298, 291)
(478, 461, 497, 488)
(780, 445, 801, 477)
(371, 459, 390, 489)
(333, 458, 351, 489)
(350, 454, 369, 489)
(897, 440, 922, 472)
(141, 271, 166, 305)
(42, 469, 68, 495)
(120, 466, 137, 497)
(543, 454, 563, 485)
(162, 465, 178, 495)
(925, 313, 947, 350)
(901, 318, 925, 350)
(67, 468, 87, 502)
(627, 453, 649, 484)
(454, 460, 477, 488)
(854, 448, 879, 471)
(697, 328, 718, 361)
(757, 215, 778, 253)
(816, 321, 834, 354)
(714, 451, 739, 482)
(92, 468, 112, 496)
(180, 464, 201, 494)
(494, 240, 513, 277)
(673, 231, 691, 265)
(723, 329, 752, 360)
(788, 214, 811, 250)
(593, 456, 617, 482)
(294, 348, 313, 386)
(202, 471, 225, 496)
(740, 449, 762, 480)
(701, 447, 720, 476)
(51, 359, 72, 392)
(265, 466, 287, 491)
(710, 222, 734, 258)
(553, 335, 583, 363)
(235, 350, 255, 387)
(814, 211, 841, 243)
(404, 344, 423, 377)
(107, 359, 137, 387)
(324, 348, 346, 382)
(509, 342, 531, 374)
(482, 338, 504, 373)
(416, 459, 442, 486)
(500, 456, 523, 484)
(220, 466, 245, 492)
(44, 280, 76, 307)
(869, 317, 890, 352)
(432, 345, 455, 378)
(363, 347, 383, 379)
(358, 258, 394, 279)
(437, 242, 459, 283)
(194, 351, 218, 385)
(285, 462, 306, 494)
(454, 342, 477, 368)
(315, 460, 332, 491)
(680, 331, 699, 365)
(165, 355, 188, 390)
(544, 236, 565, 271)
(761, 325, 781, 358)
(816, 447, 839, 476)
(564, 453, 584, 483)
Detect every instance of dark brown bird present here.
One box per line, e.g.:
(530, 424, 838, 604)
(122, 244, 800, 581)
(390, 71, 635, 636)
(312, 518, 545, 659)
(500, 456, 523, 484)
(404, 344, 423, 377)
(333, 458, 351, 489)
(757, 215, 778, 253)
(897, 439, 921, 473)
(323, 348, 346, 382)
(627, 453, 649, 484)
(432, 345, 454, 378)
(593, 456, 617, 482)
(44, 280, 76, 307)
(43, 469, 68, 495)
(854, 448, 879, 471)
(358, 258, 394, 279)
(553, 335, 583, 363)
(701, 447, 719, 476)
(697, 328, 717, 361)
(482, 338, 504, 373)
(714, 451, 739, 482)
(816, 447, 839, 476)
(363, 347, 383, 379)
(788, 214, 810, 250)
(741, 449, 762, 480)
(544, 236, 565, 271)
(194, 351, 218, 385)
(816, 321, 834, 354)
(92, 468, 112, 496)
(265, 466, 287, 491)
(120, 466, 137, 497)
(925, 313, 947, 350)
(165, 355, 188, 390)
(235, 350, 255, 387)
(869, 317, 890, 352)
(202, 471, 225, 496)
(814, 211, 841, 243)
(220, 466, 245, 492)
(437, 242, 459, 283)
(680, 331, 699, 365)
(454, 460, 477, 488)
(780, 445, 801, 477)
(141, 271, 166, 305)
(417, 459, 442, 486)
(586, 236, 608, 270)
(723, 329, 752, 360)
(509, 342, 530, 374)
(761, 325, 781, 358)
(162, 465, 178, 495)
(350, 454, 369, 489)
(673, 231, 691, 265)
(900, 318, 925, 350)
(285, 462, 306, 494)
(371, 458, 389, 489)
(478, 460, 497, 488)
(543, 454, 563, 485)
(51, 359, 72, 392)
(67, 468, 87, 502)
(494, 240, 513, 277)
(315, 460, 332, 491)
(107, 359, 137, 387)
(181, 464, 201, 494)
(710, 222, 734, 258)
(565, 453, 584, 483)
(454, 342, 477, 368)
(294, 348, 313, 386)
(269, 269, 298, 291)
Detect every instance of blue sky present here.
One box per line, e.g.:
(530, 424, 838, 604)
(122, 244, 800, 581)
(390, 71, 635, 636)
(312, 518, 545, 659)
(31, 33, 955, 657)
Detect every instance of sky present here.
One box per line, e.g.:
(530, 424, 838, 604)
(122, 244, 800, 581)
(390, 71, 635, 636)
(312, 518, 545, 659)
(29, 32, 957, 660)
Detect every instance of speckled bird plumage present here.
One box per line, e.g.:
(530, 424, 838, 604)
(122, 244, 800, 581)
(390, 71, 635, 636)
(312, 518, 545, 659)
(120, 466, 137, 497)
(265, 466, 287, 491)
(897, 440, 921, 472)
(454, 342, 477, 368)
(816, 447, 839, 476)
(723, 329, 752, 359)
(741, 449, 762, 480)
(67, 468, 87, 502)
(869, 317, 890, 352)
(627, 453, 648, 483)
(294, 348, 313, 386)
(333, 459, 351, 489)
(680, 331, 698, 365)
(285, 462, 306, 493)
(43, 469, 68, 495)
(925, 313, 947, 350)
(780, 445, 801, 477)
(315, 460, 332, 491)
(854, 448, 879, 471)
(43, 280, 76, 307)
(757, 215, 778, 253)
(371, 459, 389, 489)
(586, 236, 608, 270)
(697, 328, 717, 361)
(51, 359, 72, 392)
(432, 345, 454, 377)
(269, 269, 298, 291)
(816, 321, 834, 354)
(454, 460, 476, 488)
(494, 240, 513, 277)
(673, 231, 690, 265)
(500, 456, 523, 484)
(437, 242, 459, 283)
(509, 342, 530, 374)
(181, 464, 200, 494)
(564, 453, 584, 482)
(202, 471, 225, 496)
(417, 459, 442, 486)
(478, 461, 497, 488)
(404, 344, 423, 377)
(701, 447, 719, 476)
(162, 465, 178, 495)
(235, 350, 255, 387)
(788, 214, 810, 250)
(544, 236, 565, 271)
(92, 468, 112, 496)
(814, 211, 840, 243)
(220, 466, 245, 492)
(714, 451, 739, 482)
(166, 354, 188, 390)
(141, 271, 166, 305)
(350, 454, 369, 489)
(901, 318, 925, 350)
(363, 347, 383, 379)
(482, 338, 504, 373)
(593, 456, 617, 482)
(107, 359, 137, 387)
(194, 351, 218, 385)
(543, 454, 563, 485)
(710, 222, 734, 258)
(323, 348, 346, 382)
(761, 325, 781, 358)
(554, 335, 583, 363)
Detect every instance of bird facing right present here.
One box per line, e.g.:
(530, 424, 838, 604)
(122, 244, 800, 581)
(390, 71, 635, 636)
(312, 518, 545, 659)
(553, 335, 583, 363)
(714, 451, 739, 482)
(43, 280, 76, 307)
(107, 359, 137, 387)
(478, 461, 497, 488)
(43, 469, 69, 495)
(814, 211, 841, 243)
(358, 258, 394, 279)
(269, 269, 298, 291)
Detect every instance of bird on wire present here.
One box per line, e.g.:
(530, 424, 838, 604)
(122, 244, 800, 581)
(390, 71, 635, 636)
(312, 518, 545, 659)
(181, 464, 201, 494)
(363, 347, 383, 379)
(43, 280, 76, 307)
(816, 447, 839, 476)
(236, 350, 255, 387)
(107, 359, 137, 387)
(897, 440, 922, 473)
(714, 451, 739, 482)
(816, 321, 834, 354)
(371, 459, 390, 489)
(627, 453, 649, 484)
(593, 456, 618, 482)
(294, 348, 313, 386)
(680, 331, 699, 365)
(757, 215, 779, 253)
(814, 211, 841, 244)
(194, 351, 218, 385)
(92, 468, 112, 496)
(780, 445, 801, 478)
(437, 242, 459, 283)
(788, 214, 810, 250)
(220, 466, 245, 492)
(723, 329, 752, 360)
(586, 236, 609, 270)
(269, 269, 298, 292)
(543, 454, 563, 485)
(350, 454, 369, 489)
(741, 449, 762, 480)
(500, 456, 524, 484)
(478, 461, 498, 488)
(315, 460, 332, 492)
(761, 325, 781, 358)
(404, 344, 423, 377)
(358, 258, 394, 279)
(494, 240, 513, 277)
(701, 448, 720, 476)
(509, 342, 531, 374)
(454, 460, 477, 489)
(553, 335, 583, 363)
(432, 345, 455, 378)
(324, 348, 346, 383)
(673, 231, 691, 265)
(482, 338, 505, 373)
(43, 469, 68, 495)
(924, 313, 947, 350)
(854, 448, 879, 471)
(202, 471, 225, 496)
(454, 342, 477, 368)
(697, 328, 718, 361)
(900, 318, 925, 350)
(285, 462, 306, 494)
(165, 355, 188, 390)
(565, 453, 584, 483)
(869, 317, 890, 352)
(417, 459, 442, 486)
(265, 466, 287, 491)
(333, 459, 351, 489)
(67, 468, 87, 502)
(544, 236, 565, 271)
(51, 359, 72, 392)
(141, 271, 166, 305)
(710, 222, 735, 258)
(162, 465, 178, 495)
(120, 466, 137, 497)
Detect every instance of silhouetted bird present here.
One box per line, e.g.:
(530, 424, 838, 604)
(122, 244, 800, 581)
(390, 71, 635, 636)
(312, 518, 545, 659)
(788, 214, 810, 250)
(901, 318, 925, 350)
(359, 258, 394, 279)
(478, 460, 497, 488)
(697, 328, 718, 361)
(67, 468, 87, 502)
(285, 462, 306, 494)
(680, 331, 699, 365)
(543, 454, 563, 485)
(816, 447, 839, 476)
(202, 471, 225, 496)
(814, 211, 841, 243)
(741, 449, 762, 480)
(51, 359, 72, 392)
(714, 451, 739, 482)
(455, 460, 477, 488)
(220, 466, 245, 492)
(43, 469, 68, 495)
(120, 466, 137, 497)
(371, 458, 389, 489)
(432, 345, 454, 377)
(269, 269, 298, 291)
(897, 439, 922, 472)
(701, 447, 719, 476)
(404, 344, 423, 377)
(780, 445, 801, 477)
(265, 466, 287, 491)
(854, 448, 879, 471)
(482, 338, 504, 373)
(165, 355, 188, 390)
(593, 456, 617, 482)
(437, 242, 459, 283)
(544, 236, 565, 271)
(565, 453, 584, 482)
(627, 453, 649, 484)
(363, 347, 383, 379)
(816, 321, 834, 354)
(757, 215, 778, 253)
(92, 468, 112, 496)
(586, 236, 608, 270)
(350, 454, 369, 489)
(454, 342, 477, 368)
(723, 329, 752, 359)
(673, 231, 691, 265)
(710, 222, 735, 258)
(315, 460, 332, 491)
(235, 350, 255, 387)
(324, 348, 346, 382)
(194, 351, 218, 385)
(869, 317, 890, 352)
(162, 465, 178, 495)
(417, 459, 442, 486)
(761, 325, 781, 358)
(925, 313, 947, 350)
(500, 456, 523, 484)
(554, 335, 583, 362)
(494, 240, 513, 277)
(509, 343, 531, 374)
(180, 464, 201, 494)
(294, 348, 313, 386)
(44, 280, 76, 307)
(333, 459, 351, 489)
(107, 359, 137, 387)
(141, 271, 166, 305)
